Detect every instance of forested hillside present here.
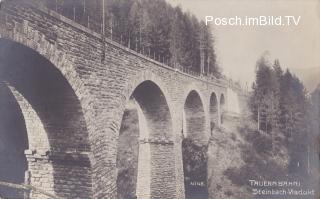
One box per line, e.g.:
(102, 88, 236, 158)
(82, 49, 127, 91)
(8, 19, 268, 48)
(248, 55, 320, 195)
(218, 56, 319, 199)
(250, 56, 311, 172)
(45, 0, 220, 76)
(311, 85, 320, 172)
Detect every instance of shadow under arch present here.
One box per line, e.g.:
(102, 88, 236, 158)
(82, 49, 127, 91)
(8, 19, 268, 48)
(183, 90, 207, 143)
(116, 80, 176, 199)
(0, 83, 28, 198)
(182, 90, 208, 199)
(209, 92, 219, 133)
(220, 94, 226, 125)
(0, 39, 92, 198)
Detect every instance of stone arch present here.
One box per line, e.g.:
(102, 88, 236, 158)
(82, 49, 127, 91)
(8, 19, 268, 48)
(182, 89, 208, 199)
(182, 84, 207, 117)
(181, 83, 208, 138)
(116, 99, 151, 199)
(123, 71, 174, 124)
(209, 92, 219, 134)
(0, 20, 89, 101)
(183, 89, 207, 143)
(220, 94, 226, 125)
(8, 85, 50, 151)
(0, 38, 92, 198)
(116, 79, 176, 198)
(0, 83, 29, 198)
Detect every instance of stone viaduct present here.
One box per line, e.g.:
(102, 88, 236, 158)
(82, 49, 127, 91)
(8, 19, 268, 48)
(0, 1, 238, 198)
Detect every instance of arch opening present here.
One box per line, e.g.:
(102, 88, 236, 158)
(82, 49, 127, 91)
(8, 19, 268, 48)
(116, 80, 175, 199)
(0, 39, 92, 198)
(220, 94, 226, 125)
(209, 92, 219, 134)
(182, 90, 208, 199)
(0, 83, 28, 198)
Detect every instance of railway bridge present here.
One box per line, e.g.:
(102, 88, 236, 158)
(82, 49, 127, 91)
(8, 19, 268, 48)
(0, 1, 240, 198)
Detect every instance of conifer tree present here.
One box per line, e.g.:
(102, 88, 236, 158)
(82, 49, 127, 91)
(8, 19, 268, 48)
(47, 0, 221, 76)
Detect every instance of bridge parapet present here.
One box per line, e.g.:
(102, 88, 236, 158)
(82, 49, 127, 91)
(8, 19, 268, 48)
(0, 0, 227, 88)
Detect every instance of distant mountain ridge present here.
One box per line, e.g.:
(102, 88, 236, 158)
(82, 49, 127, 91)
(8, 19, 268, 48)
(290, 66, 320, 92)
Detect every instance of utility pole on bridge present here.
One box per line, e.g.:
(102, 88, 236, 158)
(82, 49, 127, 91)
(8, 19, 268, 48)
(101, 0, 106, 62)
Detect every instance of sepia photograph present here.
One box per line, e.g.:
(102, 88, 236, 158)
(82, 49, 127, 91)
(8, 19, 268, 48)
(0, 0, 319, 198)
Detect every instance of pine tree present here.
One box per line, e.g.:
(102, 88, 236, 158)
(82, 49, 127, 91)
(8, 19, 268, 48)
(189, 15, 201, 73)
(128, 1, 143, 50)
(169, 6, 185, 69)
(203, 24, 218, 76)
(250, 55, 274, 132)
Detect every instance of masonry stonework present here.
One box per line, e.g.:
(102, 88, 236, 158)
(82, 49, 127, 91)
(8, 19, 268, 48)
(0, 1, 230, 198)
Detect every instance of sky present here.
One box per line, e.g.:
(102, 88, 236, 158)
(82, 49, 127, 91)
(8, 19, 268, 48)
(166, 0, 320, 87)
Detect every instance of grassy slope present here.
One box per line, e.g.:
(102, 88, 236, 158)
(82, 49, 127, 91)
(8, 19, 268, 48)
(208, 89, 320, 199)
(207, 112, 290, 199)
